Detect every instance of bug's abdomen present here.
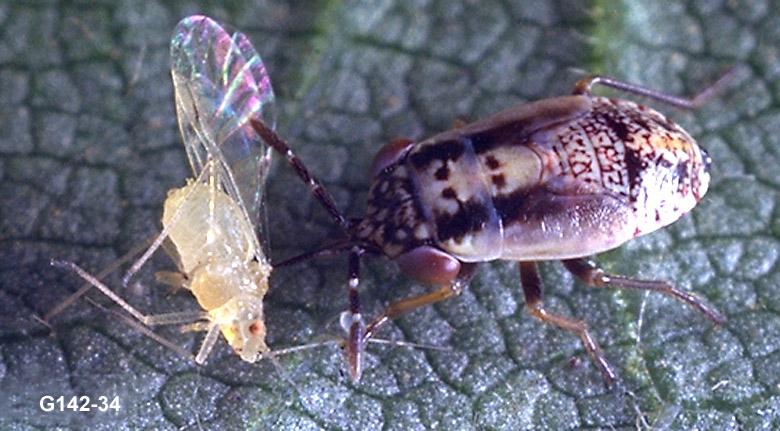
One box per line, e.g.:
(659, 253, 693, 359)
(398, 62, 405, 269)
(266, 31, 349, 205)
(402, 95, 710, 261)
(549, 97, 709, 234)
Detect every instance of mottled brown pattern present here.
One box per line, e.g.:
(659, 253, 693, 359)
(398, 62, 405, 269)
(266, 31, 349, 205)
(356, 164, 432, 258)
(542, 97, 707, 237)
(357, 95, 709, 260)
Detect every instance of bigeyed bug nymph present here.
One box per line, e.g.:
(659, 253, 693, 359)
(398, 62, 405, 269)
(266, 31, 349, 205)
(251, 68, 733, 386)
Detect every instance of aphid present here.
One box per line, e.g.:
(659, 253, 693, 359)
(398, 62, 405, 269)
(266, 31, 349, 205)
(51, 15, 278, 364)
(250, 70, 733, 385)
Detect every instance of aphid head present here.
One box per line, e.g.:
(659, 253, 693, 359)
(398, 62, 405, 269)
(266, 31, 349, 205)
(212, 294, 268, 362)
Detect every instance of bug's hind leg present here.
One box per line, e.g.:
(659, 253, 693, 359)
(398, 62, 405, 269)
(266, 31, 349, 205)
(519, 261, 617, 387)
(562, 258, 725, 324)
(571, 67, 736, 109)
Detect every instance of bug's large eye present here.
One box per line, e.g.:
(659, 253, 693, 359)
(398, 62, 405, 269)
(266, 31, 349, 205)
(370, 138, 414, 177)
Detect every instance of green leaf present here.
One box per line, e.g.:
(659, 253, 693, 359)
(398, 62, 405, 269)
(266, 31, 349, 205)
(1, 0, 778, 429)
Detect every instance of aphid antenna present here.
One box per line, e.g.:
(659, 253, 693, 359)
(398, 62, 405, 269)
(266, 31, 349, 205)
(53, 260, 347, 395)
(635, 290, 650, 349)
(30, 313, 53, 331)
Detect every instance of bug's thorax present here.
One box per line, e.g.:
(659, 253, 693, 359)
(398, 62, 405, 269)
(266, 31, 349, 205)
(356, 95, 710, 264)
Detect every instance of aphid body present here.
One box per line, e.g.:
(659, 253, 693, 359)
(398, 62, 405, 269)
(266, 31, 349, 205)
(162, 180, 272, 362)
(161, 14, 278, 362)
(52, 15, 278, 365)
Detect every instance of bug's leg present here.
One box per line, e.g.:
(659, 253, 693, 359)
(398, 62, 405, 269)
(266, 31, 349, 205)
(519, 261, 617, 387)
(362, 263, 478, 345)
(250, 118, 350, 232)
(342, 247, 366, 381)
(572, 67, 736, 109)
(562, 258, 725, 324)
(52, 260, 209, 327)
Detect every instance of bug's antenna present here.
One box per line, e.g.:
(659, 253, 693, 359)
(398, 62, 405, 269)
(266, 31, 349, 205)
(251, 118, 375, 382)
(250, 118, 350, 233)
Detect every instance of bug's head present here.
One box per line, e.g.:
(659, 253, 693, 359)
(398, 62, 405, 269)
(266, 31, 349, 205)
(213, 294, 268, 362)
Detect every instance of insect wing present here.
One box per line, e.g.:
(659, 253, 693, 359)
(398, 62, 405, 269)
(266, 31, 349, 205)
(170, 15, 276, 258)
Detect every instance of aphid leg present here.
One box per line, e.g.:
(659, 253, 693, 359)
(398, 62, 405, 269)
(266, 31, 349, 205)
(179, 321, 212, 333)
(250, 118, 349, 231)
(572, 67, 736, 109)
(518, 261, 617, 387)
(343, 247, 366, 381)
(195, 323, 221, 364)
(86, 297, 193, 359)
(155, 270, 189, 294)
(43, 237, 156, 322)
(52, 260, 209, 327)
(562, 258, 726, 325)
(121, 162, 211, 288)
(52, 261, 221, 363)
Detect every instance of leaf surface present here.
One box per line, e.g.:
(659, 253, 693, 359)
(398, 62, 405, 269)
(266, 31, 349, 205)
(0, 1, 777, 429)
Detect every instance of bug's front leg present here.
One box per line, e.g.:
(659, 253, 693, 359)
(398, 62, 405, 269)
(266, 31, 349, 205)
(519, 261, 617, 387)
(562, 258, 725, 324)
(348, 263, 477, 380)
(343, 248, 366, 382)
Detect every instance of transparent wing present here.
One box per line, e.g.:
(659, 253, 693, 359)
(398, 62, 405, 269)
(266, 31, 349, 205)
(170, 15, 276, 260)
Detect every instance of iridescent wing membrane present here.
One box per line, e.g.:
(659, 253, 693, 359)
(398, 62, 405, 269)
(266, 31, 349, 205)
(170, 15, 276, 260)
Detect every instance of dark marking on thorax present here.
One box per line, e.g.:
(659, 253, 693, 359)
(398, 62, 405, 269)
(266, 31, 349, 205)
(434, 198, 493, 243)
(409, 139, 466, 169)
